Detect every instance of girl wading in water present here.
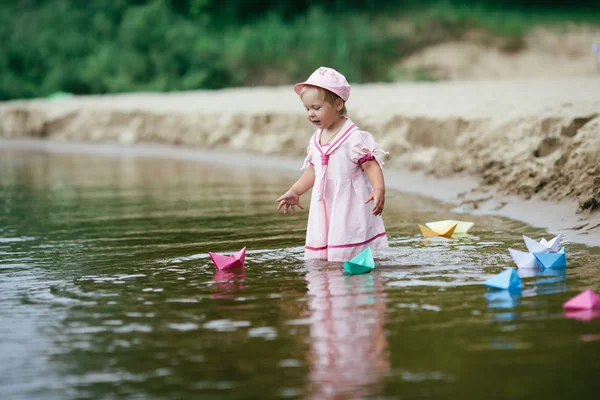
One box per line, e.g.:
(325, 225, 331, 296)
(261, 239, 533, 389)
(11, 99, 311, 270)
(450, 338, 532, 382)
(277, 67, 389, 262)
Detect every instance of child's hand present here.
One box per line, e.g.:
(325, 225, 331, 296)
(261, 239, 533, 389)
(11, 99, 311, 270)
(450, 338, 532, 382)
(277, 190, 304, 215)
(365, 189, 385, 216)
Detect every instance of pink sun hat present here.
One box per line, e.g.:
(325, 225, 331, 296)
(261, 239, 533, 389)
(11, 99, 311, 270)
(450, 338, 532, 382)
(293, 66, 351, 101)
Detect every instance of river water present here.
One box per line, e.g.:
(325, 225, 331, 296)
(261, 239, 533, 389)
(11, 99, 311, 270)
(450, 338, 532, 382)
(1, 146, 599, 399)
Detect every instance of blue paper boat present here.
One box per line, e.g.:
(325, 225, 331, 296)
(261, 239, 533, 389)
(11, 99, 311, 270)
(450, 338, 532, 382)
(484, 268, 522, 290)
(343, 247, 375, 275)
(533, 247, 566, 269)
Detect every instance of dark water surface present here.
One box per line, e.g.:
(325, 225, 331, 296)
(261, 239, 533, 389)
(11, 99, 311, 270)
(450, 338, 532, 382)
(1, 148, 599, 400)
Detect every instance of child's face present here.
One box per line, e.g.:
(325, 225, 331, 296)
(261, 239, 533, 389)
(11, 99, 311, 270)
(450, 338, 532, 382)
(300, 87, 343, 130)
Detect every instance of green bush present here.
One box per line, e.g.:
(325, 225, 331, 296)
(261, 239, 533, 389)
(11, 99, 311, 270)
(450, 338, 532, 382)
(1, 0, 599, 100)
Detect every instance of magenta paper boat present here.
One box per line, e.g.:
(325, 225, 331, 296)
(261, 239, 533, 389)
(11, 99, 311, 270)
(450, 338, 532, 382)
(563, 289, 600, 310)
(208, 246, 246, 270)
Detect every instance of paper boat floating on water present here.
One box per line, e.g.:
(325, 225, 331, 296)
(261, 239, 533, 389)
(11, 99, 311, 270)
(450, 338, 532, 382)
(419, 222, 458, 238)
(208, 246, 246, 270)
(484, 268, 522, 290)
(425, 220, 474, 234)
(509, 234, 564, 269)
(533, 247, 566, 269)
(563, 289, 600, 310)
(523, 234, 562, 253)
(508, 248, 540, 269)
(343, 247, 375, 275)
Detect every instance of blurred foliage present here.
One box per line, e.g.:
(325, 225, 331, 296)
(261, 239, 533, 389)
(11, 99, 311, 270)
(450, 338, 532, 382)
(1, 0, 599, 100)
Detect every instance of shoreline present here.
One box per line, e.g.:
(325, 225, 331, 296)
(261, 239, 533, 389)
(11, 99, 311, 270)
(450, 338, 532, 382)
(2, 138, 598, 247)
(1, 78, 598, 247)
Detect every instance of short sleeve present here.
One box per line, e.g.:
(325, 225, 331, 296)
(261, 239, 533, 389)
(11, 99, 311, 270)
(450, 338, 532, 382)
(350, 130, 388, 168)
(301, 143, 314, 171)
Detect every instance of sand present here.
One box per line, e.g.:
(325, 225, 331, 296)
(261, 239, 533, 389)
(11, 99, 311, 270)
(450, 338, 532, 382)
(399, 26, 600, 81)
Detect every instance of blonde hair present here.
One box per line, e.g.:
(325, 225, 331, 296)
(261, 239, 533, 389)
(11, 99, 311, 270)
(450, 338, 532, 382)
(300, 85, 347, 116)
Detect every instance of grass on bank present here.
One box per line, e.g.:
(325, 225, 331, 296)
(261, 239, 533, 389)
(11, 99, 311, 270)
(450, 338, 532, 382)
(1, 0, 600, 100)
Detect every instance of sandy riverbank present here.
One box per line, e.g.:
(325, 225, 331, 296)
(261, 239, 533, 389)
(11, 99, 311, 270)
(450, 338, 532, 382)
(1, 78, 599, 245)
(399, 26, 600, 80)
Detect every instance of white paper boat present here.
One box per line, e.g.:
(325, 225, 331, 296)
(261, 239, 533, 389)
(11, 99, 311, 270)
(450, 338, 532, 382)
(509, 248, 540, 269)
(539, 234, 562, 252)
(523, 234, 562, 254)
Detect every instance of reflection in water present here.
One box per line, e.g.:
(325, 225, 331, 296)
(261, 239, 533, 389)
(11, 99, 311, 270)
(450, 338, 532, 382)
(485, 288, 522, 323)
(3, 146, 600, 399)
(418, 234, 478, 245)
(517, 267, 545, 279)
(580, 334, 600, 342)
(530, 268, 568, 297)
(304, 264, 389, 399)
(564, 309, 600, 322)
(418, 237, 453, 247)
(519, 267, 568, 297)
(485, 289, 522, 309)
(212, 268, 247, 299)
(486, 267, 569, 323)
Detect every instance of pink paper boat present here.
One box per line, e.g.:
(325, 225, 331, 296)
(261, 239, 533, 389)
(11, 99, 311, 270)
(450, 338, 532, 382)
(208, 246, 246, 270)
(563, 289, 600, 310)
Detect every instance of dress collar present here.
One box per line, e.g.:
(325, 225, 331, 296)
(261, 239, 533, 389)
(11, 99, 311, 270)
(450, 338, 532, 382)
(315, 118, 355, 154)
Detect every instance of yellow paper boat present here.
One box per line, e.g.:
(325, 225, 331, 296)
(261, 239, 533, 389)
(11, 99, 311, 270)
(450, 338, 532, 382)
(425, 220, 474, 234)
(418, 222, 458, 238)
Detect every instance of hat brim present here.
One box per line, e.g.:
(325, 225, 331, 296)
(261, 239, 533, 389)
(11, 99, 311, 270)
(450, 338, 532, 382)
(293, 81, 348, 102)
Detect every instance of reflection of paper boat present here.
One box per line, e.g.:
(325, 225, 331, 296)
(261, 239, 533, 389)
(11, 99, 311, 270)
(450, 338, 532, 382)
(563, 309, 600, 322)
(208, 246, 246, 270)
(212, 268, 246, 299)
(509, 248, 540, 269)
(538, 267, 566, 277)
(214, 268, 246, 282)
(523, 234, 562, 253)
(485, 288, 522, 309)
(343, 247, 375, 275)
(484, 268, 522, 290)
(516, 266, 542, 278)
(533, 247, 566, 269)
(563, 289, 600, 310)
(425, 220, 473, 234)
(418, 222, 458, 238)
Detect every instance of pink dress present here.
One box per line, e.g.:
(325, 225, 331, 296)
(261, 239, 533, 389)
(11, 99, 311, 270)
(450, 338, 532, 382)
(302, 118, 389, 262)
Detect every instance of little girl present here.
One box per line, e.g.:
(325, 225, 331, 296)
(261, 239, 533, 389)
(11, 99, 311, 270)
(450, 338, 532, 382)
(277, 66, 389, 262)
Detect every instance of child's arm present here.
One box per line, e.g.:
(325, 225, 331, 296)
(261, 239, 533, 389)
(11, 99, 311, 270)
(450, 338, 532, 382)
(361, 160, 385, 216)
(277, 167, 316, 215)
